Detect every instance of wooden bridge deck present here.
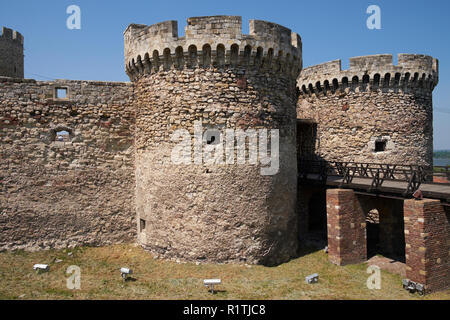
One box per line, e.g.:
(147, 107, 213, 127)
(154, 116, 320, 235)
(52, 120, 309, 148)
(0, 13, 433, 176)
(302, 174, 450, 202)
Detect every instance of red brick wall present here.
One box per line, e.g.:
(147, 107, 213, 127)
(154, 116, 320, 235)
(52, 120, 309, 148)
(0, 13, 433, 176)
(404, 199, 450, 293)
(326, 189, 367, 265)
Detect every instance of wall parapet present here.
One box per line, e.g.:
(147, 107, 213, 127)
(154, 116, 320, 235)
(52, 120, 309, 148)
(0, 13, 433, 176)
(0, 26, 23, 44)
(298, 54, 438, 95)
(124, 16, 302, 80)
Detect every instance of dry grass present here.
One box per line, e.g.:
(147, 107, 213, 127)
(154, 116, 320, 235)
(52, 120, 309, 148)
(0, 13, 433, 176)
(0, 243, 448, 300)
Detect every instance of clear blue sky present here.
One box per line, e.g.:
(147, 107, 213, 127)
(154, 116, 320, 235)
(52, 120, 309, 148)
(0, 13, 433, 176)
(1, 0, 449, 150)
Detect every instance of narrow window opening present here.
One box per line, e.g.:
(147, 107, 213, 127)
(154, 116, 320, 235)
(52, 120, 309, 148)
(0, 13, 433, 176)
(375, 140, 387, 152)
(140, 219, 146, 233)
(55, 87, 68, 99)
(56, 130, 70, 142)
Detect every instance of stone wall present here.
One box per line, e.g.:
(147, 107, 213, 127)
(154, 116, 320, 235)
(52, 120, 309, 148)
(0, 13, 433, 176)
(297, 54, 438, 167)
(127, 16, 301, 266)
(0, 77, 135, 251)
(0, 27, 24, 78)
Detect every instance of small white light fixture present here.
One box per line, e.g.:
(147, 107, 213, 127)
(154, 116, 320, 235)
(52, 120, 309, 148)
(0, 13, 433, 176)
(402, 279, 425, 296)
(203, 279, 221, 293)
(305, 273, 319, 284)
(120, 267, 132, 280)
(33, 264, 49, 273)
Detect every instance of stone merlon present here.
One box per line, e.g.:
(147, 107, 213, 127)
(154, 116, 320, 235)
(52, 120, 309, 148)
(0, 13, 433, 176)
(298, 54, 438, 94)
(124, 16, 302, 80)
(0, 26, 23, 44)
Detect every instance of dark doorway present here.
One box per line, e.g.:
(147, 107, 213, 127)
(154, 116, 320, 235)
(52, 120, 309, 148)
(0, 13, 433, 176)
(363, 200, 406, 263)
(366, 209, 380, 259)
(297, 119, 317, 162)
(308, 190, 327, 239)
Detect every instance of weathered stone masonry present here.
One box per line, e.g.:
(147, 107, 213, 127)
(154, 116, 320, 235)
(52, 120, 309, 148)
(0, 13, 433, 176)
(125, 16, 302, 266)
(297, 54, 438, 167)
(0, 16, 448, 293)
(0, 77, 135, 250)
(298, 53, 448, 293)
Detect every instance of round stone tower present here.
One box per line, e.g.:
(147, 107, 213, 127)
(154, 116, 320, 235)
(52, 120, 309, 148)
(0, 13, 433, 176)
(0, 27, 24, 78)
(124, 16, 302, 265)
(297, 54, 438, 167)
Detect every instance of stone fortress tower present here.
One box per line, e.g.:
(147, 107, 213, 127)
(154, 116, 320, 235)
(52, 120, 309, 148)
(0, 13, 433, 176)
(124, 16, 302, 265)
(297, 54, 438, 167)
(0, 27, 24, 78)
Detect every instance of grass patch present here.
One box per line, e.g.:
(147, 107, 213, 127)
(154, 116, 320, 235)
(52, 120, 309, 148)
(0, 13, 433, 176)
(0, 243, 448, 300)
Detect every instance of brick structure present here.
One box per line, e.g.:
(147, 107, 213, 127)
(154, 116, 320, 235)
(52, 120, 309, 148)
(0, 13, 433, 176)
(404, 199, 450, 293)
(326, 189, 366, 265)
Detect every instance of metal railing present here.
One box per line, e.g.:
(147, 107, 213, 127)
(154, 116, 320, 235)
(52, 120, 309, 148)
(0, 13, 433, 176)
(298, 160, 430, 196)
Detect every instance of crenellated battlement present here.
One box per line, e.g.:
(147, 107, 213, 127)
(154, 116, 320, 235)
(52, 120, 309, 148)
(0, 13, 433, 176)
(124, 16, 302, 80)
(0, 27, 23, 44)
(298, 54, 438, 95)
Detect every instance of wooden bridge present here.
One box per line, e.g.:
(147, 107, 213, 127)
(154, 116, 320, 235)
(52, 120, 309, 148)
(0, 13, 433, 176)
(298, 160, 450, 205)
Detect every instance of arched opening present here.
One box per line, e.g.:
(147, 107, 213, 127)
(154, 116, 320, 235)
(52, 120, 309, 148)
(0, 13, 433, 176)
(383, 73, 391, 87)
(202, 44, 211, 68)
(143, 53, 152, 74)
(418, 73, 426, 87)
(255, 47, 263, 67)
(216, 44, 225, 67)
(352, 76, 359, 87)
(362, 74, 370, 84)
(243, 45, 252, 66)
(342, 77, 348, 87)
(230, 44, 239, 66)
(324, 80, 330, 92)
(276, 50, 283, 72)
(403, 72, 410, 87)
(373, 73, 381, 87)
(266, 48, 274, 69)
(315, 81, 322, 93)
(163, 48, 172, 70)
(152, 50, 160, 72)
(188, 45, 197, 68)
(394, 73, 401, 86)
(332, 78, 339, 91)
(175, 46, 184, 69)
(50, 126, 73, 143)
(136, 55, 144, 74)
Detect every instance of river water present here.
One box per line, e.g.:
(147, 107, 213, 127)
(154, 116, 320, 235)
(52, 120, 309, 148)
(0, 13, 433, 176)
(434, 158, 450, 166)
